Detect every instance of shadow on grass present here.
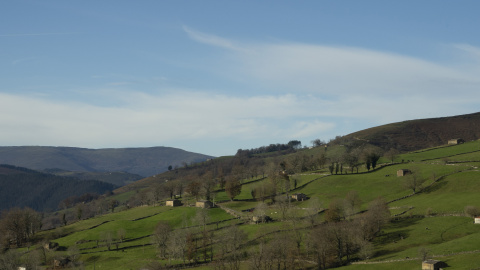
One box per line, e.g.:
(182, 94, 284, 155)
(422, 180, 447, 194)
(388, 216, 424, 229)
(376, 229, 411, 245)
(85, 255, 101, 264)
(372, 217, 425, 259)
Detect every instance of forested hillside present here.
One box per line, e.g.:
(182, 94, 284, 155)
(0, 165, 116, 212)
(0, 146, 213, 177)
(43, 169, 144, 186)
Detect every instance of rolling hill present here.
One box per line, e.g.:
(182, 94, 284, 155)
(19, 140, 480, 270)
(0, 146, 213, 177)
(343, 112, 480, 152)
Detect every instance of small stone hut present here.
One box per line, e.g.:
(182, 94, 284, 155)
(397, 169, 411, 177)
(475, 216, 480, 224)
(166, 199, 181, 207)
(422, 260, 446, 270)
(195, 200, 213, 209)
(448, 138, 465, 145)
(291, 193, 308, 201)
(43, 242, 59, 250)
(53, 258, 70, 268)
(252, 215, 271, 224)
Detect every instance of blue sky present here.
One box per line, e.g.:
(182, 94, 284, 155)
(1, 1, 479, 156)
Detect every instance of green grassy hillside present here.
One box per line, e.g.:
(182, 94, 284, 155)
(7, 140, 480, 270)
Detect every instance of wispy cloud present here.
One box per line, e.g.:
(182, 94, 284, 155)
(0, 91, 340, 153)
(184, 28, 480, 100)
(1, 84, 474, 156)
(183, 26, 247, 52)
(453, 43, 480, 58)
(180, 28, 480, 133)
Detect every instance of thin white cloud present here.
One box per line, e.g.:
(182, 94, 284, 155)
(454, 43, 480, 58)
(184, 28, 480, 98)
(236, 43, 479, 97)
(183, 26, 247, 52)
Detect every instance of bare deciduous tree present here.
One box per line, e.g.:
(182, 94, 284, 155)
(0, 207, 42, 247)
(100, 230, 114, 251)
(0, 249, 21, 270)
(306, 197, 322, 227)
(403, 170, 426, 194)
(344, 190, 362, 218)
(385, 148, 400, 163)
(366, 197, 391, 236)
(152, 221, 171, 258)
(309, 224, 333, 269)
(464, 205, 480, 217)
(117, 228, 126, 242)
(194, 208, 210, 232)
(225, 178, 242, 201)
(167, 229, 188, 265)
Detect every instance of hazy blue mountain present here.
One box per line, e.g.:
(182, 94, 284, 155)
(0, 146, 213, 177)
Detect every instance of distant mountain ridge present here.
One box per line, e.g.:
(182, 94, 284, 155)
(0, 146, 213, 177)
(343, 112, 480, 151)
(0, 164, 115, 211)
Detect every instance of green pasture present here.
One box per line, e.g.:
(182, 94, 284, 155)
(339, 251, 480, 270)
(219, 200, 258, 212)
(399, 141, 480, 162)
(373, 216, 480, 260)
(40, 205, 234, 270)
(439, 150, 480, 162)
(111, 190, 136, 203)
(390, 170, 480, 215)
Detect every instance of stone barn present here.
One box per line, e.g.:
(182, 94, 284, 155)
(448, 138, 465, 145)
(53, 258, 70, 268)
(252, 215, 271, 224)
(166, 199, 181, 207)
(475, 216, 480, 224)
(422, 260, 446, 270)
(291, 193, 308, 201)
(397, 169, 411, 177)
(195, 200, 213, 209)
(43, 242, 59, 250)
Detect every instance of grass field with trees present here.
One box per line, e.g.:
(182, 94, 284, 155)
(2, 139, 480, 269)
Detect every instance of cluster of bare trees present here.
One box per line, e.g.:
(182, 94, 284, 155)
(287, 152, 327, 173)
(0, 207, 42, 249)
(249, 228, 299, 270)
(464, 205, 480, 217)
(309, 197, 390, 269)
(146, 191, 390, 270)
(402, 169, 427, 194)
(246, 195, 389, 270)
(42, 195, 121, 230)
(235, 140, 303, 157)
(150, 209, 217, 268)
(97, 228, 126, 251)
